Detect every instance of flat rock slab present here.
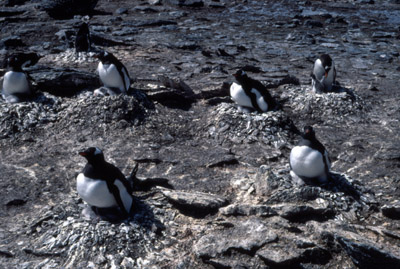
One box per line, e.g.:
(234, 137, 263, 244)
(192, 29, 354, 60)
(219, 203, 278, 217)
(194, 218, 278, 259)
(381, 200, 400, 220)
(161, 189, 228, 216)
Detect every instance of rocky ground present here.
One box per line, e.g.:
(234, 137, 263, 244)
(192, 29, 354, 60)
(1, 0, 400, 268)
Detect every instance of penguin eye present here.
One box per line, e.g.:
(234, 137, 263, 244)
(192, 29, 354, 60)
(241, 70, 246, 76)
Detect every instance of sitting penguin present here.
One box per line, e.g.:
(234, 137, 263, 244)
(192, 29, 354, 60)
(311, 54, 336, 93)
(1, 54, 33, 103)
(230, 69, 278, 113)
(290, 126, 331, 184)
(77, 147, 134, 220)
(94, 51, 131, 96)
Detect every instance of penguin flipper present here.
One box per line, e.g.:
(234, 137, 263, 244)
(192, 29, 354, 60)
(107, 181, 129, 217)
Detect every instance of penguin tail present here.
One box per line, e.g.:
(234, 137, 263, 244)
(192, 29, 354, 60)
(128, 162, 139, 190)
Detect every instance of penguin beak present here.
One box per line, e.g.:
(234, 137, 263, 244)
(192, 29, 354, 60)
(79, 150, 88, 157)
(324, 72, 328, 78)
(232, 73, 237, 77)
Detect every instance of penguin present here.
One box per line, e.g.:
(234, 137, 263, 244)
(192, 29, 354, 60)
(75, 22, 91, 53)
(77, 147, 134, 218)
(311, 54, 336, 93)
(95, 51, 131, 95)
(1, 54, 33, 103)
(290, 126, 331, 184)
(230, 69, 277, 113)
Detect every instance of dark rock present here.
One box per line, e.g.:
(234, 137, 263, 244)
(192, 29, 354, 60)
(382, 201, 400, 219)
(305, 20, 323, 27)
(6, 198, 27, 206)
(0, 249, 14, 258)
(277, 74, 300, 86)
(136, 20, 177, 27)
(206, 154, 238, 168)
(337, 236, 400, 269)
(0, 36, 24, 49)
(279, 205, 335, 223)
(194, 218, 278, 259)
(27, 66, 100, 97)
(41, 0, 98, 19)
(91, 32, 131, 46)
(5, 0, 28, 6)
(167, 0, 204, 7)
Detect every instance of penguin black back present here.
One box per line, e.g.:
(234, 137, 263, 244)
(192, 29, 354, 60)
(233, 69, 277, 111)
(75, 22, 91, 52)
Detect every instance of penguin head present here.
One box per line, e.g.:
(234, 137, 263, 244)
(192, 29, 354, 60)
(7, 55, 23, 71)
(79, 147, 105, 164)
(232, 69, 248, 83)
(319, 54, 333, 77)
(95, 51, 115, 64)
(302, 126, 316, 140)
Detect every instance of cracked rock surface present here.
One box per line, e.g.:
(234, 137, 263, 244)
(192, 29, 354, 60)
(1, 0, 400, 268)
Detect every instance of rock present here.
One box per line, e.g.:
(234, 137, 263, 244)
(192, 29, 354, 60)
(194, 218, 278, 259)
(257, 244, 303, 266)
(41, 0, 98, 19)
(382, 201, 400, 219)
(279, 204, 335, 223)
(115, 7, 128, 15)
(148, 0, 162, 5)
(0, 36, 24, 49)
(161, 189, 228, 216)
(337, 236, 400, 269)
(27, 66, 100, 97)
(305, 20, 323, 27)
(166, 0, 204, 7)
(5, 0, 28, 6)
(219, 204, 278, 217)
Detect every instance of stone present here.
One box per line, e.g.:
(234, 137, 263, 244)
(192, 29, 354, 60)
(381, 201, 400, 219)
(194, 218, 278, 259)
(161, 189, 228, 216)
(219, 204, 278, 217)
(41, 0, 98, 19)
(337, 236, 400, 268)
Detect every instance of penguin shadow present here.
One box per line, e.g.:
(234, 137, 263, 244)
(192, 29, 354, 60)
(331, 82, 357, 102)
(82, 196, 165, 234)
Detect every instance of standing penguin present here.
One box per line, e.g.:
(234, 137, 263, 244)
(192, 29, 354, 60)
(290, 126, 331, 184)
(311, 54, 336, 93)
(230, 69, 277, 113)
(95, 51, 131, 95)
(77, 147, 134, 219)
(1, 54, 33, 103)
(75, 22, 91, 52)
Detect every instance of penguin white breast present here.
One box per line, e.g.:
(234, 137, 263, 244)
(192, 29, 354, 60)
(290, 146, 326, 178)
(230, 83, 268, 111)
(313, 59, 334, 91)
(2, 71, 29, 95)
(97, 63, 126, 92)
(76, 173, 133, 212)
